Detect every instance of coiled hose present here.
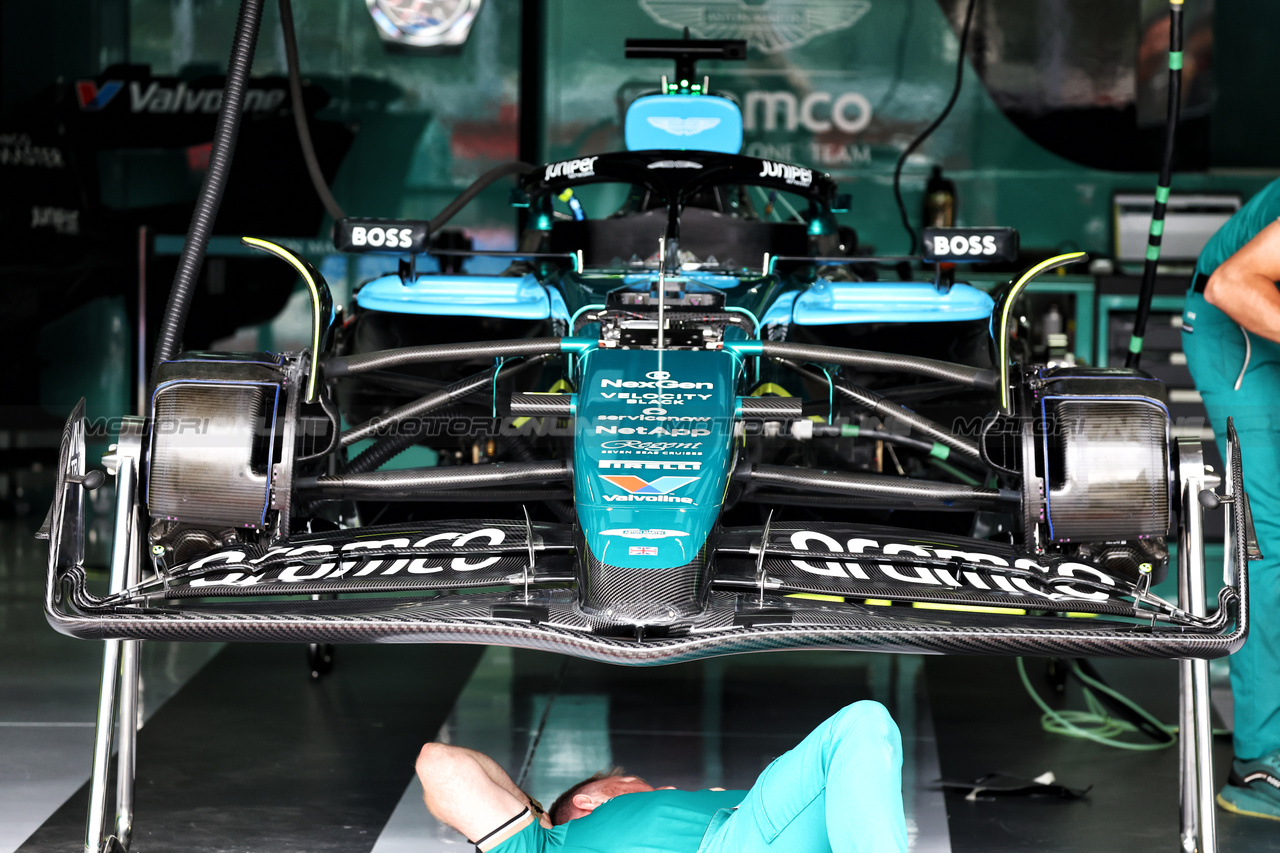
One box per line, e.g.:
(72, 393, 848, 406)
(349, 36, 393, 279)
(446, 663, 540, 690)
(151, 0, 264, 374)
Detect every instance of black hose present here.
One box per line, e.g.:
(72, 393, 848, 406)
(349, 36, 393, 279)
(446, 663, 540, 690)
(814, 422, 936, 455)
(1127, 2, 1184, 369)
(318, 487, 575, 503)
(760, 341, 996, 389)
(743, 490, 975, 512)
(325, 337, 563, 378)
(279, 0, 344, 222)
(504, 435, 576, 522)
(344, 355, 550, 466)
(775, 360, 982, 460)
(344, 404, 464, 474)
(891, 0, 977, 255)
(297, 461, 570, 498)
(151, 0, 264, 375)
(429, 161, 535, 233)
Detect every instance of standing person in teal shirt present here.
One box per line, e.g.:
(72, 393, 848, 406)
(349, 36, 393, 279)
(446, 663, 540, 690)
(415, 699, 906, 852)
(1183, 176, 1280, 821)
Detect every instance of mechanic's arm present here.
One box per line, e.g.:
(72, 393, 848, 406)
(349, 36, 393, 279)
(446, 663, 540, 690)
(416, 743, 549, 848)
(1203, 219, 1280, 343)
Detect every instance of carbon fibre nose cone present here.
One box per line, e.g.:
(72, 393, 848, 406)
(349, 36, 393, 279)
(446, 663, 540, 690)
(572, 348, 738, 624)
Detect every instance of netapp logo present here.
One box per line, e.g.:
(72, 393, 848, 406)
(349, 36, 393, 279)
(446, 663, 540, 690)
(596, 426, 711, 437)
(544, 156, 598, 181)
(758, 160, 812, 188)
(598, 460, 701, 470)
(350, 226, 415, 249)
(931, 234, 998, 257)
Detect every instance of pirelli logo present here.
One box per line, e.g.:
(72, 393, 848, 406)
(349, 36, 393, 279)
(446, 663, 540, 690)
(598, 460, 701, 470)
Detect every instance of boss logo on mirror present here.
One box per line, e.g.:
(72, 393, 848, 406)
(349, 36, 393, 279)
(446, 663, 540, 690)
(334, 218, 430, 253)
(921, 227, 1018, 263)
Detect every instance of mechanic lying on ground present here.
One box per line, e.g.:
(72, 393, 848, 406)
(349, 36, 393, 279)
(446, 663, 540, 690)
(416, 700, 906, 852)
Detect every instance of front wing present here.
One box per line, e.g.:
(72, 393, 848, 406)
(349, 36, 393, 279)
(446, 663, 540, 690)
(43, 404, 1249, 665)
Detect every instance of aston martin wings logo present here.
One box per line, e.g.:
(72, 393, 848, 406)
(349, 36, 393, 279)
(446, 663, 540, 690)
(638, 0, 872, 55)
(646, 116, 722, 136)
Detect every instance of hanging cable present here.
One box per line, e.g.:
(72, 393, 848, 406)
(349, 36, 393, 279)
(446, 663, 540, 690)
(152, 0, 265, 374)
(279, 0, 345, 222)
(1126, 1, 1185, 368)
(891, 0, 978, 255)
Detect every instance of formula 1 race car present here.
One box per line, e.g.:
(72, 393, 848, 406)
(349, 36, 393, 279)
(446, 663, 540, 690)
(39, 25, 1252, 853)
(44, 35, 1251, 664)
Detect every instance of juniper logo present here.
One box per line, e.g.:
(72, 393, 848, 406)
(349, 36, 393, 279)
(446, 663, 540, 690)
(638, 0, 871, 55)
(758, 160, 813, 187)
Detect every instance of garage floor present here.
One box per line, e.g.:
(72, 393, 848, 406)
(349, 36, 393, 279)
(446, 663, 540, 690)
(4, 515, 1278, 853)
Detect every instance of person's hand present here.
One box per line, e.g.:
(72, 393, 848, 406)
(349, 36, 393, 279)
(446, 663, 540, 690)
(708, 787, 726, 791)
(656, 786, 677, 790)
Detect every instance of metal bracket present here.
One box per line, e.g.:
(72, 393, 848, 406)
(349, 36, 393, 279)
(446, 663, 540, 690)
(755, 509, 774, 608)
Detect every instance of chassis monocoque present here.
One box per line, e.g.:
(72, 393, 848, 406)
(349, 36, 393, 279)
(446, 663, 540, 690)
(42, 51, 1252, 853)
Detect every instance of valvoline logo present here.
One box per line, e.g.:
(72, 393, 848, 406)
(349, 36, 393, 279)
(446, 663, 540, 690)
(600, 474, 699, 504)
(76, 80, 123, 111)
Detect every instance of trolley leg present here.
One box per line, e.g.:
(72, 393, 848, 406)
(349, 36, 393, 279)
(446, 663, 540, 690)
(85, 640, 121, 853)
(87, 428, 144, 853)
(114, 503, 143, 847)
(1178, 540, 1198, 850)
(1176, 438, 1217, 853)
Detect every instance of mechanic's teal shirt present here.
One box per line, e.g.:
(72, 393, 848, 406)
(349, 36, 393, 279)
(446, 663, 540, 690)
(1196, 178, 1280, 277)
(497, 790, 747, 853)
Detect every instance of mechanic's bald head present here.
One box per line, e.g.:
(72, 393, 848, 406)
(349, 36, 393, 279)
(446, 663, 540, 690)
(549, 770, 655, 824)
